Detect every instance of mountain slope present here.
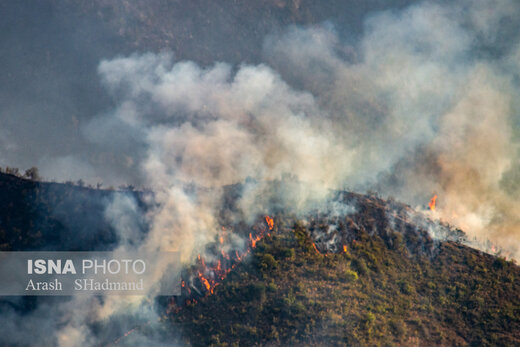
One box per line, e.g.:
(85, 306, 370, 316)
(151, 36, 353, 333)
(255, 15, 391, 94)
(170, 198, 520, 346)
(0, 172, 518, 346)
(0, 172, 145, 251)
(172, 221, 519, 346)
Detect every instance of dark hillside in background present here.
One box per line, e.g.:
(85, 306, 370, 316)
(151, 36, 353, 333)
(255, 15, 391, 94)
(0, 172, 146, 251)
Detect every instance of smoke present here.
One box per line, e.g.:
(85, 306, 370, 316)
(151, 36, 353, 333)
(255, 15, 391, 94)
(87, 0, 520, 262)
(262, 1, 520, 259)
(38, 155, 100, 185)
(80, 0, 520, 268)
(92, 52, 358, 261)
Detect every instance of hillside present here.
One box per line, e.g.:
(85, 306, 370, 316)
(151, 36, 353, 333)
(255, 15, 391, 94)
(171, 210, 520, 346)
(0, 173, 518, 346)
(0, 172, 145, 251)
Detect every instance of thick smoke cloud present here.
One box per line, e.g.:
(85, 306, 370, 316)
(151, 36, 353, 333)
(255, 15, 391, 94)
(92, 52, 358, 262)
(263, 1, 520, 259)
(87, 0, 520, 261)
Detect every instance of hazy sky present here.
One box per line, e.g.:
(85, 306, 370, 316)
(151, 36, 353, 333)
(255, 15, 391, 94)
(0, 0, 415, 186)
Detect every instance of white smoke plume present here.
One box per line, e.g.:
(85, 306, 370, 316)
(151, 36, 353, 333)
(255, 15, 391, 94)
(94, 52, 359, 260)
(263, 1, 520, 260)
(89, 0, 520, 262)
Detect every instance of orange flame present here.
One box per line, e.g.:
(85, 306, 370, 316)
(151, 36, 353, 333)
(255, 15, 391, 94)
(249, 233, 255, 248)
(343, 245, 347, 253)
(312, 243, 320, 254)
(249, 232, 262, 248)
(428, 195, 437, 211)
(265, 216, 274, 230)
(198, 272, 212, 293)
(177, 217, 275, 312)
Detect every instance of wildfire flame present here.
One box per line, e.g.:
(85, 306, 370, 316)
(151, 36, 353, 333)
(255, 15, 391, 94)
(169, 215, 277, 317)
(265, 215, 274, 230)
(249, 232, 262, 248)
(198, 272, 212, 293)
(343, 245, 347, 253)
(428, 195, 437, 211)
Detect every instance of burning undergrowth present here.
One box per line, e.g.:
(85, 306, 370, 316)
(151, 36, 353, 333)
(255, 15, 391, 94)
(169, 215, 275, 310)
(0, 174, 513, 346)
(165, 186, 467, 315)
(167, 188, 520, 347)
(305, 192, 465, 259)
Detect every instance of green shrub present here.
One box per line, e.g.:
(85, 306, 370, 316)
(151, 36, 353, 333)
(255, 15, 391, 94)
(260, 254, 278, 270)
(344, 269, 359, 282)
(353, 258, 369, 275)
(267, 282, 278, 292)
(389, 319, 407, 337)
(493, 257, 507, 270)
(282, 248, 296, 259)
(398, 280, 414, 295)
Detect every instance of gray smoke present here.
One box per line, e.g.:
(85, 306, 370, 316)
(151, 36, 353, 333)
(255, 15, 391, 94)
(85, 0, 520, 261)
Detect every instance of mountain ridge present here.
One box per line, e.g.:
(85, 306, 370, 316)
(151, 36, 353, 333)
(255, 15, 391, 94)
(0, 171, 518, 346)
